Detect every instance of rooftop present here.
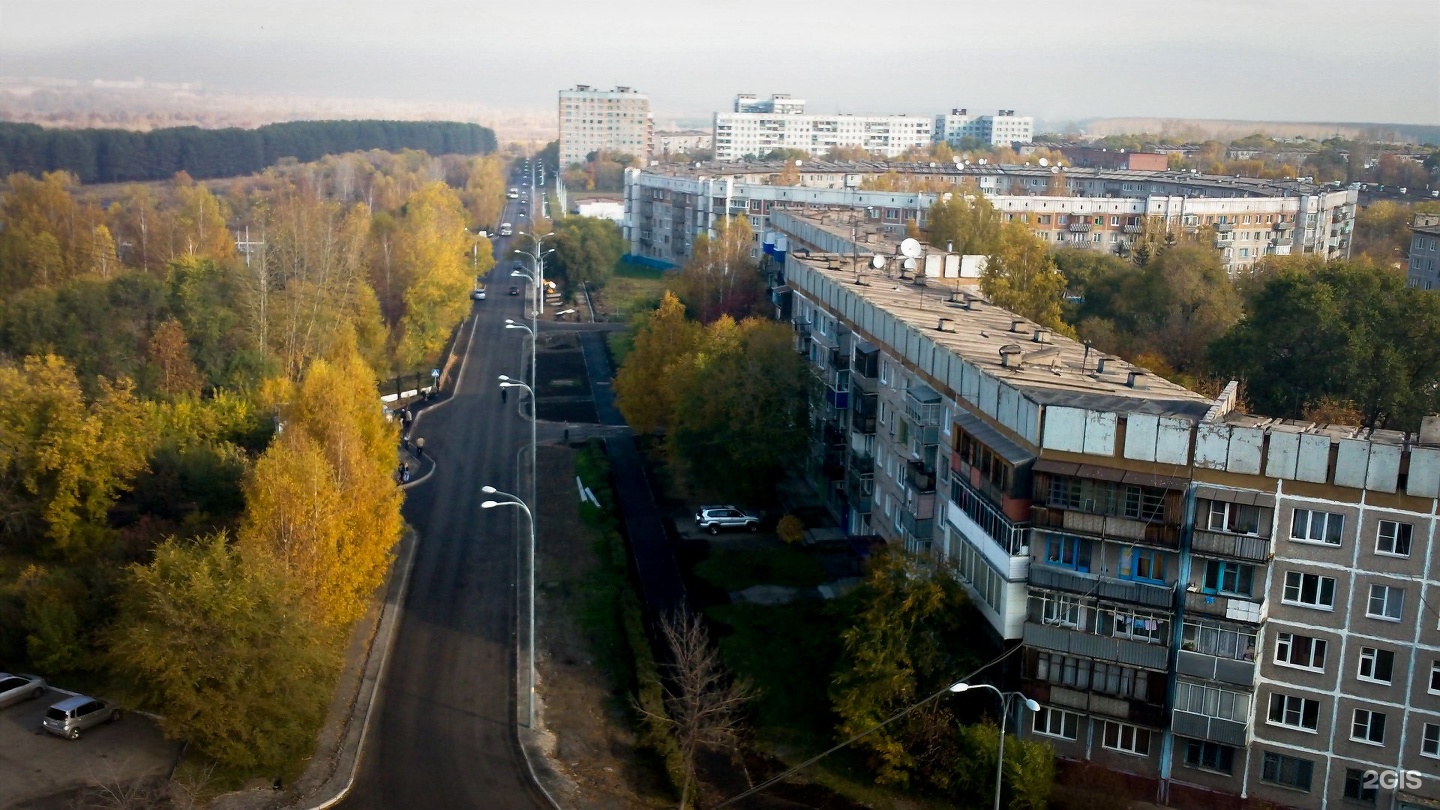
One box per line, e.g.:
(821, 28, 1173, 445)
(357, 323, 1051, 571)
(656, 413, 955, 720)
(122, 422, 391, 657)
(788, 250, 1217, 421)
(635, 159, 1341, 197)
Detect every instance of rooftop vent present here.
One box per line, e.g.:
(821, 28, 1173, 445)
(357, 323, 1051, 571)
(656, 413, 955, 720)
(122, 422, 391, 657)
(1095, 356, 1109, 374)
(1127, 370, 1146, 389)
(1031, 328, 1049, 344)
(1010, 318, 1026, 333)
(937, 317, 953, 332)
(999, 344, 1024, 369)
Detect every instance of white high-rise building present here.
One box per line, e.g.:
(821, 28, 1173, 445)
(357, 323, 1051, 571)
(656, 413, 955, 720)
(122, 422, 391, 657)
(558, 85, 652, 167)
(934, 108, 1035, 147)
(713, 93, 932, 161)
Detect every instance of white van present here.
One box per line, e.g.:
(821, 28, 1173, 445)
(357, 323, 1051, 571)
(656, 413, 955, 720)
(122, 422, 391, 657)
(499, 222, 513, 236)
(507, 188, 519, 199)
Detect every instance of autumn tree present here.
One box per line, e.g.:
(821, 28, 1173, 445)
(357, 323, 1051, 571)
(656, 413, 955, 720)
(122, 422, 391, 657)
(981, 222, 1070, 333)
(394, 182, 472, 369)
(926, 193, 1001, 255)
(614, 292, 702, 433)
(549, 215, 623, 289)
(672, 216, 765, 323)
(462, 154, 507, 230)
(147, 317, 204, 399)
(0, 355, 154, 558)
(107, 533, 340, 771)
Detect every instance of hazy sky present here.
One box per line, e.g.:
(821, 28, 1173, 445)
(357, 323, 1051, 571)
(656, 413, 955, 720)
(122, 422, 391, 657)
(2, 0, 1438, 125)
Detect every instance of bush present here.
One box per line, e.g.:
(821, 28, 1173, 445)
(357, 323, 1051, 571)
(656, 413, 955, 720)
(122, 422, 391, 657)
(776, 514, 805, 545)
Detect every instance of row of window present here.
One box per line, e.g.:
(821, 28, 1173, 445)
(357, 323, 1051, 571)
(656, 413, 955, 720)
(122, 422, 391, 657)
(1042, 536, 1169, 586)
(1046, 475, 1169, 522)
(1031, 707, 1152, 756)
(1032, 592, 1169, 643)
(1200, 562, 1412, 622)
(1209, 502, 1416, 558)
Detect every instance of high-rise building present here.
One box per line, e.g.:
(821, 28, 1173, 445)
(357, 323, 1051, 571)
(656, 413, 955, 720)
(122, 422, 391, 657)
(934, 108, 1035, 147)
(713, 93, 932, 161)
(558, 85, 651, 168)
(1408, 213, 1440, 289)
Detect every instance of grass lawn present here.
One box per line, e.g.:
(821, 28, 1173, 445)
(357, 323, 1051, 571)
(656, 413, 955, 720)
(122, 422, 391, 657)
(694, 546, 828, 592)
(592, 259, 672, 323)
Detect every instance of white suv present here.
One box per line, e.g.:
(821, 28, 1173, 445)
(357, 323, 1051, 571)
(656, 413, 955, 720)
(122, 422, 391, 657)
(694, 505, 759, 535)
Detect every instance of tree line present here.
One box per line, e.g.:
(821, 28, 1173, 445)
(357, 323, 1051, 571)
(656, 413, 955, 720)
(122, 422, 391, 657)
(0, 148, 505, 775)
(0, 119, 497, 185)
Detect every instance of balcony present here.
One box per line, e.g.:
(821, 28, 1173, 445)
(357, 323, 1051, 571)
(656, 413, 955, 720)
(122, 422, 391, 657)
(846, 475, 873, 514)
(1023, 623, 1169, 672)
(848, 447, 874, 474)
(1273, 220, 1293, 230)
(1176, 649, 1255, 688)
(905, 460, 936, 493)
(1214, 222, 1235, 232)
(901, 509, 934, 540)
(1069, 223, 1092, 233)
(1023, 682, 1167, 728)
(1029, 565, 1174, 609)
(949, 476, 1030, 557)
(1171, 710, 1248, 748)
(850, 414, 877, 435)
(828, 347, 850, 371)
(1183, 589, 1263, 623)
(824, 385, 850, 411)
(1191, 530, 1269, 562)
(1123, 224, 1144, 234)
(1030, 506, 1180, 549)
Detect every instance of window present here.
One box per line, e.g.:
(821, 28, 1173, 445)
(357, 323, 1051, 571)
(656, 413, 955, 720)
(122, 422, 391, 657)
(1423, 722, 1439, 758)
(1203, 560, 1253, 596)
(1041, 593, 1082, 627)
(1109, 606, 1165, 643)
(1351, 708, 1386, 745)
(1376, 520, 1413, 556)
(1207, 501, 1260, 534)
(1032, 706, 1079, 740)
(1343, 768, 1378, 805)
(1045, 536, 1092, 572)
(1261, 751, 1314, 791)
(1182, 620, 1257, 661)
(1267, 692, 1320, 731)
(1118, 547, 1167, 584)
(1430, 660, 1440, 695)
(1366, 584, 1404, 621)
(1282, 571, 1336, 609)
(1183, 739, 1235, 774)
(1123, 485, 1166, 521)
(1173, 681, 1251, 723)
(1274, 633, 1327, 671)
(1291, 509, 1343, 545)
(1357, 647, 1395, 684)
(1101, 721, 1150, 756)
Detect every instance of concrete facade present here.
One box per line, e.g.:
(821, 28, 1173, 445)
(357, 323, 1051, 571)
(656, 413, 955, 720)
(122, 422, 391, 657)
(558, 85, 651, 168)
(714, 94, 932, 161)
(1407, 214, 1440, 290)
(624, 161, 1358, 276)
(934, 108, 1036, 147)
(773, 242, 1440, 810)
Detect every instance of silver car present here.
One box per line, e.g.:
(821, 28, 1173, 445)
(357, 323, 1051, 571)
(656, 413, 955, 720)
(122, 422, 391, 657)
(42, 695, 121, 740)
(694, 505, 760, 534)
(0, 673, 46, 709)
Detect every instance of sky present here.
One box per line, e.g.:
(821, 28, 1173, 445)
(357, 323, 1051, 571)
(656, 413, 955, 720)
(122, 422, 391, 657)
(2, 0, 1438, 126)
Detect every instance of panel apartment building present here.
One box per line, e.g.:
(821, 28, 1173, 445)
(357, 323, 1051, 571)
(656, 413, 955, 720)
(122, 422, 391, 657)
(558, 85, 652, 168)
(713, 94, 932, 161)
(770, 234, 1440, 810)
(623, 160, 1358, 276)
(934, 108, 1036, 147)
(1408, 213, 1440, 290)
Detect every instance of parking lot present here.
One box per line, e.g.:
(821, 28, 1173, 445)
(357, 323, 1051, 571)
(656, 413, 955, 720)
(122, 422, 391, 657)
(0, 686, 180, 809)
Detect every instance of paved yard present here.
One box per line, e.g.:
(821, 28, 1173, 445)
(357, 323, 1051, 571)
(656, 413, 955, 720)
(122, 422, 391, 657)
(0, 687, 180, 809)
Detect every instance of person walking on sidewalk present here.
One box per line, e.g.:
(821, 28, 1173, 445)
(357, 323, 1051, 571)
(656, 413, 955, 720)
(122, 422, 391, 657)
(415, 437, 425, 459)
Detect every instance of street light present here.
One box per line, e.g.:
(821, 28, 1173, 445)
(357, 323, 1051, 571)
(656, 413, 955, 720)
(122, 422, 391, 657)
(498, 375, 538, 531)
(480, 487, 538, 729)
(514, 233, 556, 314)
(504, 319, 536, 434)
(949, 682, 1040, 810)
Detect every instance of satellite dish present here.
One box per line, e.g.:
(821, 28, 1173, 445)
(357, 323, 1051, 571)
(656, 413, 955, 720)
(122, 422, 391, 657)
(902, 257, 918, 272)
(1038, 158, 1049, 167)
(900, 238, 923, 259)
(870, 255, 886, 270)
(1051, 166, 1060, 174)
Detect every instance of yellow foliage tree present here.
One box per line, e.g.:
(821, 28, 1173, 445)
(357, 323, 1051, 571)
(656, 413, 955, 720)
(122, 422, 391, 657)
(614, 292, 702, 434)
(395, 182, 472, 368)
(981, 221, 1072, 335)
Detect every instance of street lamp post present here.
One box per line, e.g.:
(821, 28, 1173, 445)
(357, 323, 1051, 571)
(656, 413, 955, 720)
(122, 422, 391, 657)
(949, 682, 1041, 810)
(480, 487, 537, 729)
(514, 233, 555, 314)
(498, 375, 537, 525)
(504, 318, 535, 438)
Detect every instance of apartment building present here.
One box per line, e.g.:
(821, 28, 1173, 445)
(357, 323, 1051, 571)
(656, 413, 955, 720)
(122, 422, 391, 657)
(934, 108, 1036, 147)
(655, 129, 712, 158)
(1407, 213, 1440, 289)
(775, 240, 1440, 810)
(623, 161, 1358, 275)
(713, 94, 932, 161)
(558, 85, 652, 168)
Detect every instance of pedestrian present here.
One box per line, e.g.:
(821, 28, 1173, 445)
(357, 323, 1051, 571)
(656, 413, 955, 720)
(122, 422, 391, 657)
(416, 437, 425, 459)
(402, 436, 411, 453)
(402, 464, 412, 483)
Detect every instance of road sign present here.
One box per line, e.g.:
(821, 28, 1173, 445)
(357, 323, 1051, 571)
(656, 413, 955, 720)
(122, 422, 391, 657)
(431, 368, 440, 378)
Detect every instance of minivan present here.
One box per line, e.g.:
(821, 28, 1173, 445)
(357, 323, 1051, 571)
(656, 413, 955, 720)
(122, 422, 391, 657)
(42, 695, 121, 740)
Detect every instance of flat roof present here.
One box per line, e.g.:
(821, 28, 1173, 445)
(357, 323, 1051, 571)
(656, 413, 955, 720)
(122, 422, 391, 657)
(788, 251, 1216, 420)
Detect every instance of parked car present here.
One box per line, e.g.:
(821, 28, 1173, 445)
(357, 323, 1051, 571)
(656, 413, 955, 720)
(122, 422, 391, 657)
(0, 673, 46, 709)
(471, 288, 486, 300)
(42, 695, 121, 739)
(509, 286, 520, 296)
(694, 505, 760, 534)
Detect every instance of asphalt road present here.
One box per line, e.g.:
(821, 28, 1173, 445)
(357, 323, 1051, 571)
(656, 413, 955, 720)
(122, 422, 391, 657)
(341, 191, 550, 810)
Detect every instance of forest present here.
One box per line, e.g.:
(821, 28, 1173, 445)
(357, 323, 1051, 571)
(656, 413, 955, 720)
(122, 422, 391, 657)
(0, 148, 506, 779)
(0, 119, 497, 184)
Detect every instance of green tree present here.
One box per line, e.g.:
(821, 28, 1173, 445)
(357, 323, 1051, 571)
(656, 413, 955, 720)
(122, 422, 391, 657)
(981, 222, 1070, 333)
(668, 317, 811, 500)
(926, 193, 1001, 256)
(1210, 260, 1440, 429)
(550, 215, 623, 289)
(614, 291, 702, 434)
(952, 721, 1056, 810)
(107, 533, 340, 771)
(830, 550, 984, 786)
